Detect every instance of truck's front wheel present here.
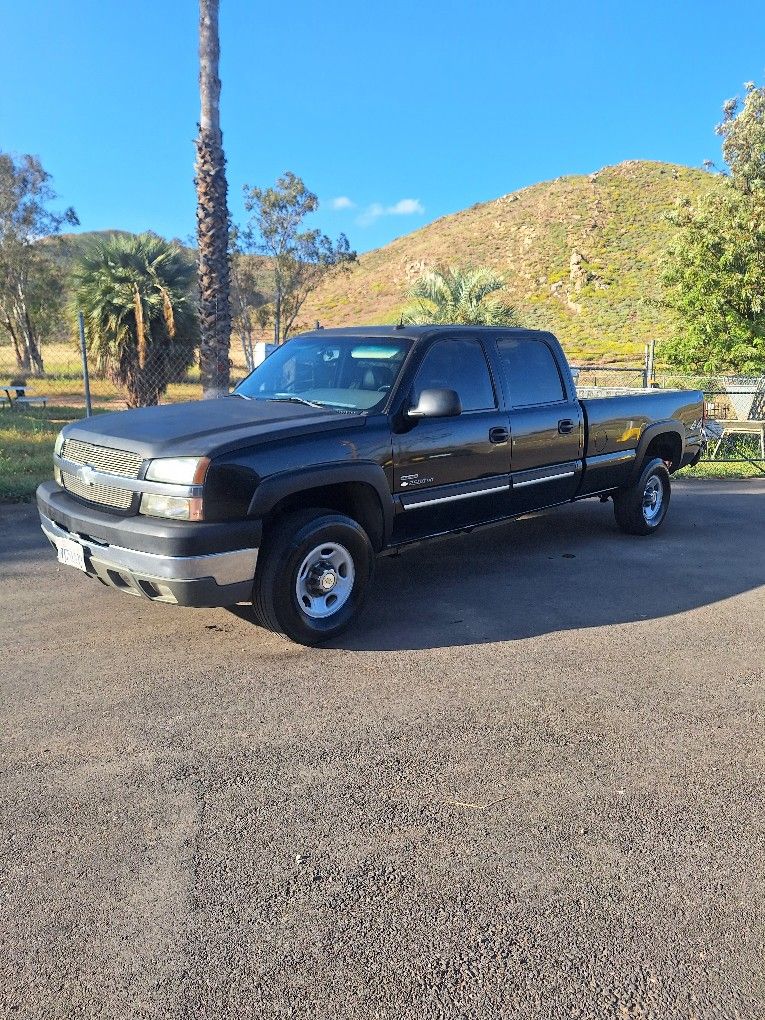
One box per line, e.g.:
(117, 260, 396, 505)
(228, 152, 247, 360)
(253, 509, 374, 645)
(613, 457, 671, 535)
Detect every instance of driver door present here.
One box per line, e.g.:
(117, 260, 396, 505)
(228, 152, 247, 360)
(392, 336, 512, 542)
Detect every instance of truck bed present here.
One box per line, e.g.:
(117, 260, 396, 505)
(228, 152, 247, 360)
(577, 388, 704, 495)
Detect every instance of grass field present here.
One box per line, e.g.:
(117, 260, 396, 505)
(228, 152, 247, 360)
(0, 405, 90, 501)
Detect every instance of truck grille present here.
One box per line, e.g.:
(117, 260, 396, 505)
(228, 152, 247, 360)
(61, 469, 134, 510)
(59, 439, 141, 510)
(61, 439, 142, 478)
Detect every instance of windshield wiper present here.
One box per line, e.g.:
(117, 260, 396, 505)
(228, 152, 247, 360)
(267, 395, 328, 409)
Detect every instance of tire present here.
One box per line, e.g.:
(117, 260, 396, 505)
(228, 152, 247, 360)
(613, 457, 671, 535)
(253, 508, 375, 645)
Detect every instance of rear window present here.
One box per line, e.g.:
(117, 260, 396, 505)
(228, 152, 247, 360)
(496, 337, 565, 406)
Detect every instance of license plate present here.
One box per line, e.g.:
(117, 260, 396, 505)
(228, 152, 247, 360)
(56, 536, 87, 572)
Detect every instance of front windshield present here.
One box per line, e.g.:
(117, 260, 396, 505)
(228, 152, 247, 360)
(234, 335, 411, 412)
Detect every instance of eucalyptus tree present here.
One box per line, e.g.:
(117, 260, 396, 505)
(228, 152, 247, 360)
(241, 171, 355, 343)
(0, 152, 77, 374)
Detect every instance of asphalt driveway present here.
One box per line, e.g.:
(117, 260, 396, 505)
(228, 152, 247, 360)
(1, 479, 764, 1019)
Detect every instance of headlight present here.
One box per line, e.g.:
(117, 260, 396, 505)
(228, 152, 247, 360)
(140, 493, 204, 521)
(54, 431, 65, 457)
(145, 457, 209, 485)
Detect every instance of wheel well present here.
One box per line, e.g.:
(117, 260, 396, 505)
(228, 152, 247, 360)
(645, 432, 682, 472)
(264, 482, 385, 551)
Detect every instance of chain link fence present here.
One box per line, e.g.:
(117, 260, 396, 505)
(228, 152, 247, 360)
(2, 337, 763, 470)
(0, 338, 257, 412)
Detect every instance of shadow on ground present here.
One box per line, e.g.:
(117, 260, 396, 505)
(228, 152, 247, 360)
(2, 480, 764, 654)
(338, 480, 765, 651)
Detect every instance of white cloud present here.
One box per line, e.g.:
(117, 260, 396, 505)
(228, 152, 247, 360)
(330, 196, 355, 210)
(387, 198, 424, 216)
(356, 202, 385, 226)
(356, 197, 425, 226)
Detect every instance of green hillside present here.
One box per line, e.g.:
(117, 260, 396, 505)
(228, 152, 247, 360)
(303, 160, 721, 364)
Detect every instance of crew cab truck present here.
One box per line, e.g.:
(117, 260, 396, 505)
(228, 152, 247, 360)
(37, 327, 704, 645)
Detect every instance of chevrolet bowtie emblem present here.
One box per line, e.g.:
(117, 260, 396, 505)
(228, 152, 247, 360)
(80, 465, 96, 486)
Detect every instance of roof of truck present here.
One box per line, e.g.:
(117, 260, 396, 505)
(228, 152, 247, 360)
(292, 325, 553, 341)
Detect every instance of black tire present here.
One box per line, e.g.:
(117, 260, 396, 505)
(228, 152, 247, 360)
(253, 508, 374, 645)
(613, 457, 671, 535)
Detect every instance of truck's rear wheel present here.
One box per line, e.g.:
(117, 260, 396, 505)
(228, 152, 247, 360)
(613, 457, 671, 535)
(253, 509, 374, 645)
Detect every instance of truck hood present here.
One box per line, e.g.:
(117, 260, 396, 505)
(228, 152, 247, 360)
(62, 396, 366, 459)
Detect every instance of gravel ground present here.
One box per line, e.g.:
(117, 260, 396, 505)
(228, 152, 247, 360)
(1, 479, 764, 1020)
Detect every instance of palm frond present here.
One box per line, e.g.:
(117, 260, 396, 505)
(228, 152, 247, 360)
(403, 264, 518, 327)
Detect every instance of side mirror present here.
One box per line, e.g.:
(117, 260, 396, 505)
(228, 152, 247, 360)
(407, 388, 462, 419)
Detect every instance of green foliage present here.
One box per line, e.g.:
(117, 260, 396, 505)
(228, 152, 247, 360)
(661, 190, 765, 373)
(72, 234, 199, 407)
(401, 265, 517, 326)
(661, 84, 765, 374)
(240, 172, 355, 342)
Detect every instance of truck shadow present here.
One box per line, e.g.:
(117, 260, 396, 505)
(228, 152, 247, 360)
(3, 483, 763, 656)
(336, 482, 765, 652)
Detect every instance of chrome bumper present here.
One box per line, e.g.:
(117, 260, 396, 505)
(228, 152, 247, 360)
(40, 512, 257, 607)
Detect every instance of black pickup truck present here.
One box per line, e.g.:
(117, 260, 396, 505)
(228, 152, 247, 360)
(37, 326, 704, 644)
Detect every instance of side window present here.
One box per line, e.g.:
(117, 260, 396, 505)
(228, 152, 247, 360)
(413, 339, 496, 412)
(496, 338, 565, 406)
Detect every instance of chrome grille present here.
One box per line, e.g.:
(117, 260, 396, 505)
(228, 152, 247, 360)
(61, 469, 133, 510)
(61, 439, 142, 479)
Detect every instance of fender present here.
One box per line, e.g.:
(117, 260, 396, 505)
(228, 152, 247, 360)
(248, 461, 395, 543)
(626, 420, 686, 484)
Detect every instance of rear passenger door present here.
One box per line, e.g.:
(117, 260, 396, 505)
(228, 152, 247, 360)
(392, 336, 512, 542)
(495, 335, 583, 511)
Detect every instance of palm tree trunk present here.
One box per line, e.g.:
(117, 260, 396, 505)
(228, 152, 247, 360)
(195, 0, 231, 398)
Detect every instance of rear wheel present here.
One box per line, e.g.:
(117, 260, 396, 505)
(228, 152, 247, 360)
(613, 457, 671, 535)
(253, 509, 374, 645)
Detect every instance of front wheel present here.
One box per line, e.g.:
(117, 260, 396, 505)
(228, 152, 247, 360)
(613, 457, 671, 535)
(253, 509, 374, 645)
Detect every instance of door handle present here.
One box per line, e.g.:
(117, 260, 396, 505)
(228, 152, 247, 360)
(489, 427, 509, 444)
(558, 419, 576, 435)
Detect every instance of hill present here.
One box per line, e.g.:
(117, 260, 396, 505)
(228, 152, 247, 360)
(303, 160, 720, 364)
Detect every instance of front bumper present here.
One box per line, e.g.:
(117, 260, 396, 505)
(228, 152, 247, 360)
(37, 482, 260, 608)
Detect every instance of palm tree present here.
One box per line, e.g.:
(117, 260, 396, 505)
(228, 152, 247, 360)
(402, 265, 518, 326)
(195, 0, 231, 397)
(73, 234, 199, 407)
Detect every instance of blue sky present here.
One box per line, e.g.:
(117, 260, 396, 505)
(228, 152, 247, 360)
(2, 0, 764, 253)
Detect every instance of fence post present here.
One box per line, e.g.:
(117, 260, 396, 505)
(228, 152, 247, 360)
(77, 312, 93, 417)
(644, 338, 656, 388)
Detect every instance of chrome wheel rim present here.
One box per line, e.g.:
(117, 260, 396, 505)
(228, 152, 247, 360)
(295, 542, 355, 619)
(642, 475, 664, 524)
